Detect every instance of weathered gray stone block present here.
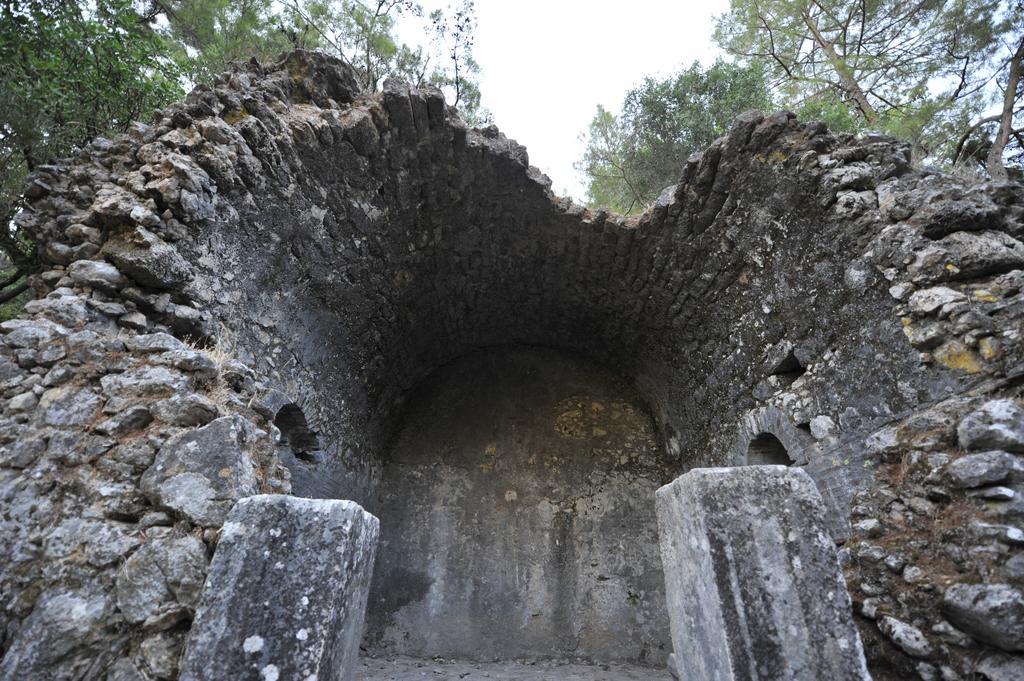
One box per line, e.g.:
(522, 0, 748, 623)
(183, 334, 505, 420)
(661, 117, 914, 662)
(656, 466, 869, 681)
(958, 399, 1024, 453)
(68, 258, 126, 290)
(944, 450, 1024, 488)
(115, 531, 208, 627)
(0, 584, 114, 680)
(102, 226, 192, 290)
(140, 415, 260, 526)
(179, 494, 379, 681)
(942, 583, 1024, 652)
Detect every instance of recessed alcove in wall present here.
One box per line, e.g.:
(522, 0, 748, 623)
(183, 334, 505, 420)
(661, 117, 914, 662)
(745, 432, 792, 466)
(770, 348, 807, 388)
(363, 345, 676, 665)
(274, 403, 322, 462)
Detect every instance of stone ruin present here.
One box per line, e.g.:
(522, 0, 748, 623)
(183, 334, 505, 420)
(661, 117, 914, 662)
(1, 50, 1023, 680)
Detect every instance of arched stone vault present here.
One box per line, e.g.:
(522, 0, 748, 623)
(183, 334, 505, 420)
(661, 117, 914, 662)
(160, 54, 975, 507)
(3, 50, 1024, 677)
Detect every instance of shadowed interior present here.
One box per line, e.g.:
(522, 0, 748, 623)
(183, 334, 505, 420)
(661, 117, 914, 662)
(364, 345, 675, 664)
(746, 433, 792, 466)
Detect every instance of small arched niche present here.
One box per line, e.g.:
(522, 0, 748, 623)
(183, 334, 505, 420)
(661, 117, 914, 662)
(746, 432, 792, 466)
(770, 348, 807, 387)
(274, 403, 321, 463)
(363, 344, 675, 665)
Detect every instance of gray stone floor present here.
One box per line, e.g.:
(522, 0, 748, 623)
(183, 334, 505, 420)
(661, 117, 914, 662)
(357, 656, 672, 681)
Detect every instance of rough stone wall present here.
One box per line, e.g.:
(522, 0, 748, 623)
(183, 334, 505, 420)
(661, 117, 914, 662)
(0, 320, 292, 678)
(170, 55, 1021, 520)
(840, 397, 1024, 680)
(1, 49, 1023, 678)
(366, 346, 673, 663)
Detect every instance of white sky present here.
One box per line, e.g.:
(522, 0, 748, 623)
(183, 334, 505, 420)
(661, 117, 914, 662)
(396, 1, 730, 200)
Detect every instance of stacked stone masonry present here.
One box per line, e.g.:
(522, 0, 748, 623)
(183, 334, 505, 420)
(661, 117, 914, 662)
(0, 50, 1022, 678)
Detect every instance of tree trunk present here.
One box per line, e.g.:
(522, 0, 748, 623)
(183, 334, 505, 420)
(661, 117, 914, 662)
(988, 37, 1024, 180)
(802, 9, 879, 126)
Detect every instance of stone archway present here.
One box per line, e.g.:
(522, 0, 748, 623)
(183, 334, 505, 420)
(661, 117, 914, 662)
(731, 406, 816, 468)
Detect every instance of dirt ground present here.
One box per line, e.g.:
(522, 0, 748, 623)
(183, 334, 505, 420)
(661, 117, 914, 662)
(356, 656, 673, 681)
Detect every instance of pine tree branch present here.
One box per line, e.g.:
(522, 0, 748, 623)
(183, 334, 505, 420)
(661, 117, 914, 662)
(0, 281, 29, 305)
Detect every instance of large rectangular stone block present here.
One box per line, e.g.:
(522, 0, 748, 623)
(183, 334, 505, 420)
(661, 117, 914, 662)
(656, 466, 868, 681)
(180, 494, 379, 681)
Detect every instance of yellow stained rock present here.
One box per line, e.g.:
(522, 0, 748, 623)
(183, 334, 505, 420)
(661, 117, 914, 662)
(979, 336, 1002, 360)
(935, 340, 982, 374)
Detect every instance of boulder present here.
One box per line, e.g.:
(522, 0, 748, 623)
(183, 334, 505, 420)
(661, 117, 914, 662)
(908, 286, 965, 315)
(945, 451, 1024, 488)
(23, 295, 90, 329)
(68, 259, 126, 290)
(0, 585, 115, 680)
(44, 517, 141, 568)
(151, 393, 218, 426)
(877, 616, 933, 658)
(977, 651, 1024, 681)
(909, 230, 1024, 283)
(140, 631, 186, 679)
(7, 391, 38, 413)
(100, 366, 189, 402)
(123, 332, 187, 353)
(37, 385, 102, 427)
(115, 532, 208, 627)
(95, 405, 153, 437)
(1, 319, 69, 349)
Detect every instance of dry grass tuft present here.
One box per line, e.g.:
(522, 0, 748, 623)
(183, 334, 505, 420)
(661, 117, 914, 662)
(184, 323, 239, 411)
(887, 451, 914, 487)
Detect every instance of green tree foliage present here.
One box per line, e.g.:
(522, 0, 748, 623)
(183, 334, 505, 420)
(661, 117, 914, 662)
(274, 0, 488, 121)
(152, 0, 322, 84)
(579, 0, 1022, 209)
(579, 60, 773, 214)
(578, 106, 636, 214)
(425, 1, 488, 124)
(153, 0, 488, 120)
(0, 0, 183, 301)
(713, 0, 1015, 168)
